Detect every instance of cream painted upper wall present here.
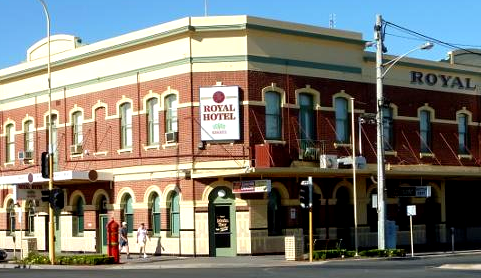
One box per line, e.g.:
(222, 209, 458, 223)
(1, 15, 481, 105)
(247, 29, 364, 69)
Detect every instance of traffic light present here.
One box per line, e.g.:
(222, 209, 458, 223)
(299, 183, 310, 209)
(50, 188, 64, 210)
(41, 189, 50, 203)
(41, 152, 49, 179)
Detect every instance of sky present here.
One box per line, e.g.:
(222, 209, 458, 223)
(0, 0, 480, 70)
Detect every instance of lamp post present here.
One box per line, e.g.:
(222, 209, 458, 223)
(35, 0, 54, 264)
(374, 14, 433, 250)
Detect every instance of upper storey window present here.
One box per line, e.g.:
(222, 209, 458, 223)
(383, 107, 394, 151)
(72, 111, 83, 146)
(299, 93, 315, 142)
(335, 97, 349, 143)
(120, 103, 132, 149)
(420, 110, 431, 153)
(6, 124, 15, 163)
(24, 120, 34, 152)
(164, 94, 178, 143)
(265, 91, 282, 140)
(458, 113, 469, 154)
(147, 98, 160, 145)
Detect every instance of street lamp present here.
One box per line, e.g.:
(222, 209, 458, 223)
(35, 0, 55, 264)
(374, 14, 433, 250)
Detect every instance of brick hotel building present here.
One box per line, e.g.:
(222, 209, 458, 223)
(1, 15, 481, 256)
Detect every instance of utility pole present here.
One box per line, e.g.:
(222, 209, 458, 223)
(375, 14, 386, 250)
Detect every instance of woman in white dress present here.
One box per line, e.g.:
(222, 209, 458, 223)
(137, 223, 149, 258)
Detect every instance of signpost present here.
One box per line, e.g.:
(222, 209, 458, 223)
(407, 205, 416, 257)
(388, 186, 431, 198)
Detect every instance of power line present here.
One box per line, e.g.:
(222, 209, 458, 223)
(383, 19, 481, 57)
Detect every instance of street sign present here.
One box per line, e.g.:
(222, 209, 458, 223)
(388, 186, 431, 198)
(407, 205, 416, 216)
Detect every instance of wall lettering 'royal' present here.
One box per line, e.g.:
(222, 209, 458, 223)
(410, 71, 477, 90)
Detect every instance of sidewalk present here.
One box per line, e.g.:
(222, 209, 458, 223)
(2, 250, 481, 270)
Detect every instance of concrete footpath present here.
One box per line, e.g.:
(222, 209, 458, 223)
(1, 251, 481, 270)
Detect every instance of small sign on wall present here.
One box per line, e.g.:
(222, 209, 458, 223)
(290, 208, 296, 220)
(407, 205, 416, 216)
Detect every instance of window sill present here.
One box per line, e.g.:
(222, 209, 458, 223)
(385, 151, 398, 157)
(162, 142, 178, 149)
(420, 152, 435, 158)
(94, 151, 108, 156)
(4, 162, 14, 167)
(458, 154, 472, 160)
(264, 140, 286, 145)
(143, 144, 160, 151)
(117, 148, 133, 154)
(333, 142, 351, 149)
(70, 153, 83, 159)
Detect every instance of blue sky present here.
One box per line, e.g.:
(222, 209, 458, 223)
(1, 0, 480, 69)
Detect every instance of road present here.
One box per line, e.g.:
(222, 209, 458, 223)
(1, 254, 481, 278)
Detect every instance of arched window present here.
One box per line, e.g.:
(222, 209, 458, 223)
(268, 189, 282, 236)
(120, 103, 132, 148)
(265, 91, 282, 140)
(26, 200, 35, 235)
(72, 111, 83, 146)
(47, 114, 59, 170)
(147, 98, 160, 145)
(299, 93, 315, 144)
(420, 110, 431, 153)
(165, 95, 178, 143)
(7, 200, 15, 236)
(122, 194, 134, 233)
(150, 193, 161, 235)
(6, 124, 15, 163)
(383, 106, 394, 150)
(24, 120, 34, 152)
(335, 97, 349, 143)
(169, 191, 180, 237)
(73, 197, 84, 236)
(458, 113, 469, 154)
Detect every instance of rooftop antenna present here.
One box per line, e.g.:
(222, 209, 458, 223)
(329, 13, 336, 28)
(204, 0, 208, 17)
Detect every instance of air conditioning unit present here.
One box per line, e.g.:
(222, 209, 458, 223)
(165, 131, 178, 143)
(70, 144, 83, 154)
(302, 147, 320, 161)
(320, 154, 338, 169)
(24, 151, 34, 160)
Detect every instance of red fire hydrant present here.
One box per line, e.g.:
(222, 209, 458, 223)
(107, 218, 120, 263)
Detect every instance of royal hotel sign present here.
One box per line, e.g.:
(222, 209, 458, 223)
(200, 86, 240, 141)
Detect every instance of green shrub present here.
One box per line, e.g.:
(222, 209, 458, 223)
(56, 254, 115, 265)
(359, 249, 405, 257)
(21, 252, 50, 264)
(313, 249, 356, 260)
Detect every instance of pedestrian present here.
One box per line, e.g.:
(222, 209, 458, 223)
(119, 221, 131, 259)
(137, 223, 149, 258)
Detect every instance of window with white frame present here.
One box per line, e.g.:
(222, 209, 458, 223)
(72, 111, 83, 146)
(6, 124, 15, 162)
(420, 110, 431, 153)
(335, 97, 349, 143)
(147, 98, 160, 145)
(150, 193, 161, 235)
(169, 191, 180, 237)
(165, 95, 178, 134)
(265, 91, 282, 140)
(7, 200, 15, 236)
(458, 113, 469, 154)
(24, 120, 34, 152)
(120, 103, 132, 148)
(27, 200, 35, 235)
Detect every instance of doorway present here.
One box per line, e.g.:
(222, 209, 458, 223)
(98, 214, 108, 254)
(208, 186, 236, 257)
